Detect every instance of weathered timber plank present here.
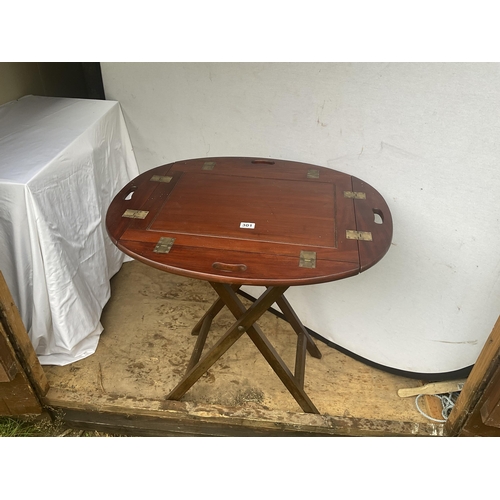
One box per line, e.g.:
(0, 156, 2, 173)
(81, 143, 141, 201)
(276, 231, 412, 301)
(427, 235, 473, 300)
(398, 380, 466, 398)
(0, 362, 11, 383)
(0, 372, 42, 416)
(480, 362, 500, 427)
(446, 316, 500, 436)
(44, 387, 444, 437)
(0, 321, 18, 382)
(457, 358, 500, 436)
(0, 319, 42, 416)
(0, 272, 49, 397)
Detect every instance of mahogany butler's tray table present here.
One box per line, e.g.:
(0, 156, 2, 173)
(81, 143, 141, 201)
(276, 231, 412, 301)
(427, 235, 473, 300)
(106, 157, 393, 414)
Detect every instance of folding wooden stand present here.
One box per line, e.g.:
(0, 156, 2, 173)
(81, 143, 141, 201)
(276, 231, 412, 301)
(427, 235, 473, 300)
(168, 283, 322, 413)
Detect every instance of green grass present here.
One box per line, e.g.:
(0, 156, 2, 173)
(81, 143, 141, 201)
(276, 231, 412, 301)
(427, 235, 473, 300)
(0, 417, 39, 436)
(0, 414, 120, 437)
(0, 415, 57, 436)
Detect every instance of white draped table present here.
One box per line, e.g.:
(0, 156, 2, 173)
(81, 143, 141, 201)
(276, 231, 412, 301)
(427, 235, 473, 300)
(0, 96, 139, 365)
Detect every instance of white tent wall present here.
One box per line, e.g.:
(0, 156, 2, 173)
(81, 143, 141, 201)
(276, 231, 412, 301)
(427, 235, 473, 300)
(101, 62, 500, 376)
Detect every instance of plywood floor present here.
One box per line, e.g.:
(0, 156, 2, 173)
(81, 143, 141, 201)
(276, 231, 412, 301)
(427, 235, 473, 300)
(43, 261, 438, 432)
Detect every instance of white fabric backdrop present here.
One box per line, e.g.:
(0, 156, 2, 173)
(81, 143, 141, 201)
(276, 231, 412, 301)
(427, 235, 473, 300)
(0, 96, 139, 365)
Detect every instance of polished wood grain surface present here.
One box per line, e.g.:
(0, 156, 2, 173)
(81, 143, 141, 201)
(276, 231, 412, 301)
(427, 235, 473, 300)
(106, 157, 392, 286)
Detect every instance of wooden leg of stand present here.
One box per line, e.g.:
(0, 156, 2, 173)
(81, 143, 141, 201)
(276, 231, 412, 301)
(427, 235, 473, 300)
(185, 315, 212, 372)
(213, 284, 319, 414)
(275, 295, 322, 359)
(191, 298, 224, 335)
(166, 285, 286, 401)
(294, 331, 307, 388)
(191, 285, 240, 335)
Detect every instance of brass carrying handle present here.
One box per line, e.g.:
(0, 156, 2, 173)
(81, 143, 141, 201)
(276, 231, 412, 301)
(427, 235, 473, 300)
(212, 262, 248, 272)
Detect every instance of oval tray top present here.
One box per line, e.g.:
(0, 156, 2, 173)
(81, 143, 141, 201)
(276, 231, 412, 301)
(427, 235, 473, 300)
(106, 157, 393, 286)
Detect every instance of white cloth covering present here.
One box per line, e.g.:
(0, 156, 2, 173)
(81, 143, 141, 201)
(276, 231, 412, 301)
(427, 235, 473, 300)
(0, 95, 139, 365)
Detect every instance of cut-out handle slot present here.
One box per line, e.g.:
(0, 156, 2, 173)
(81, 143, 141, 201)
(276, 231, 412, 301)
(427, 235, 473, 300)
(124, 186, 137, 201)
(212, 262, 248, 272)
(251, 159, 275, 165)
(373, 209, 384, 224)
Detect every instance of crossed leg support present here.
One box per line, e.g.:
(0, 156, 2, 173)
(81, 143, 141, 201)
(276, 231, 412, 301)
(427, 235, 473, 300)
(166, 283, 321, 414)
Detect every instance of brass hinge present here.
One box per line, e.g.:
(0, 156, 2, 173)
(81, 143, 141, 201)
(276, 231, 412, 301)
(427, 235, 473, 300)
(202, 161, 216, 171)
(344, 191, 366, 199)
(153, 237, 175, 254)
(346, 230, 373, 241)
(122, 209, 149, 219)
(150, 175, 173, 183)
(299, 250, 317, 268)
(307, 169, 319, 179)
